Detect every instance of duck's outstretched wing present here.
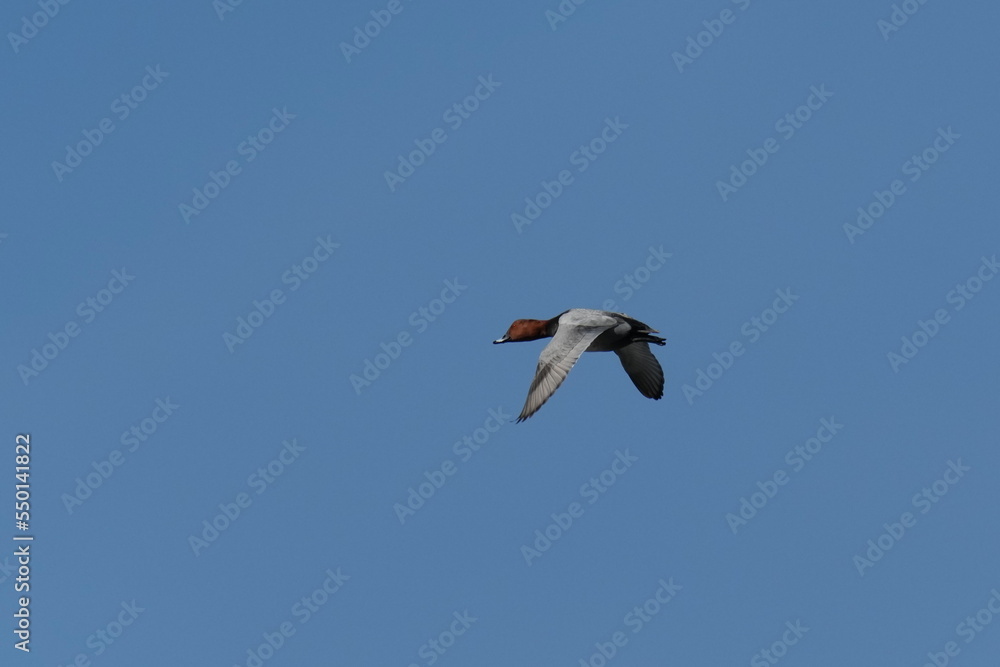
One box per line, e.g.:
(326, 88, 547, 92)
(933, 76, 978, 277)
(517, 313, 618, 422)
(615, 342, 664, 399)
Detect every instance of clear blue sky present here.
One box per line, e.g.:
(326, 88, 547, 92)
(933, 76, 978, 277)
(3, 1, 999, 665)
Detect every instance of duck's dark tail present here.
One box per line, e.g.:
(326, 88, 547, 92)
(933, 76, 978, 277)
(639, 333, 667, 346)
(620, 315, 667, 346)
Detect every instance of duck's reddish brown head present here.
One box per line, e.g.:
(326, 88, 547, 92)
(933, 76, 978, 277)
(493, 319, 551, 344)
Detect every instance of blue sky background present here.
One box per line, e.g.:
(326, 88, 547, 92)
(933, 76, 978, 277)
(3, 1, 999, 665)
